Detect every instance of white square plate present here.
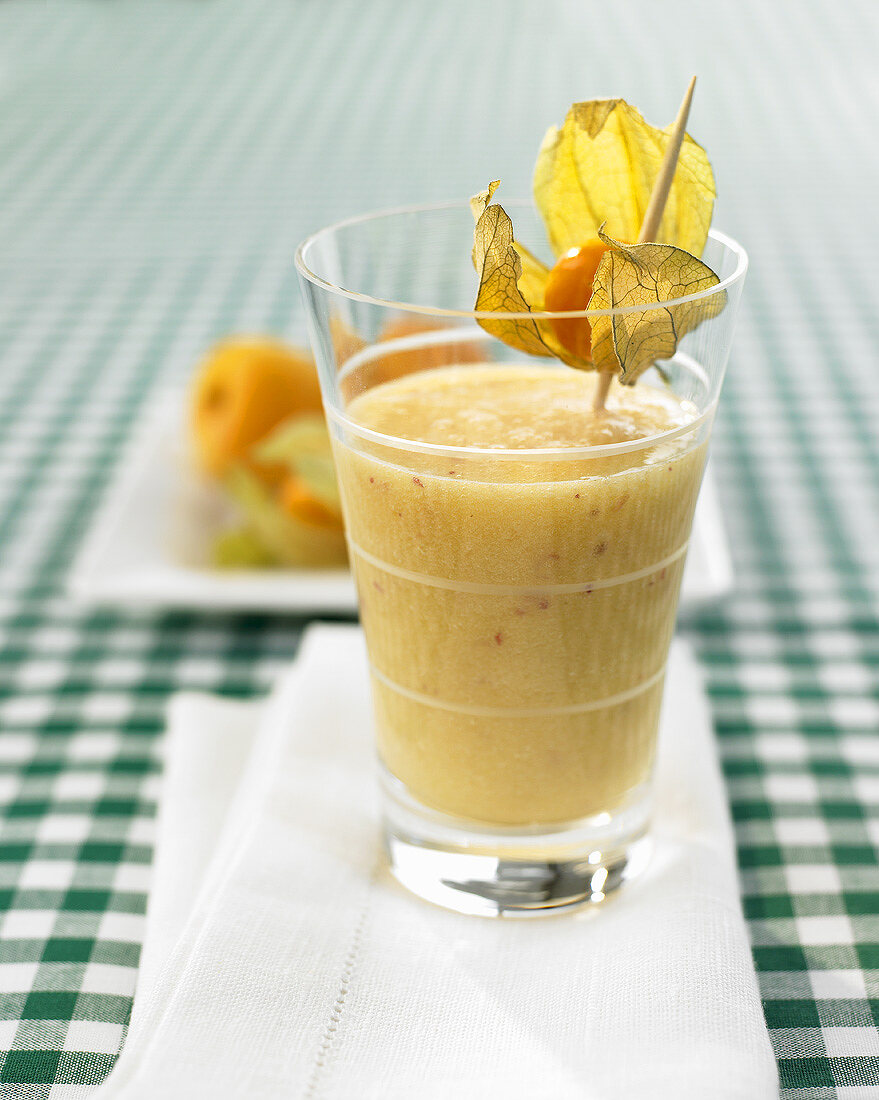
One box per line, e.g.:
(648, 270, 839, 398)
(67, 392, 732, 615)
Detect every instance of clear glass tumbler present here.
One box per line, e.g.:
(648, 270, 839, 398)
(296, 203, 747, 917)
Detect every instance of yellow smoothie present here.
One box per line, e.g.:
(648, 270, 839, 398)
(335, 364, 709, 826)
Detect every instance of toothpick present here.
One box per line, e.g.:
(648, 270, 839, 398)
(637, 75, 696, 245)
(591, 365, 614, 412)
(592, 75, 697, 413)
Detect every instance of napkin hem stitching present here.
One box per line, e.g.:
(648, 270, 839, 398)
(302, 861, 378, 1099)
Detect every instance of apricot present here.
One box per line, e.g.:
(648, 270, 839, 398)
(278, 475, 342, 531)
(361, 316, 484, 392)
(191, 338, 323, 479)
(543, 239, 610, 360)
(329, 315, 366, 365)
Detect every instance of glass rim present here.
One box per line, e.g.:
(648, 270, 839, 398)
(295, 200, 748, 320)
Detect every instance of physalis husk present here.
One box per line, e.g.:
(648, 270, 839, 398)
(589, 229, 727, 383)
(471, 98, 724, 383)
(471, 181, 583, 367)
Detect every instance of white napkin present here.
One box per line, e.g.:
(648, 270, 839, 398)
(127, 695, 258, 1037)
(100, 625, 778, 1100)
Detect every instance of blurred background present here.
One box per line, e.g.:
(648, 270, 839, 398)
(0, 0, 876, 594)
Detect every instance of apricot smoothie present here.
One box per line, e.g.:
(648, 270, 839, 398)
(334, 363, 709, 827)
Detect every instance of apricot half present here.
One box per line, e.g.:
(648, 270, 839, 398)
(191, 338, 322, 479)
(373, 316, 483, 385)
(543, 239, 610, 360)
(278, 475, 342, 531)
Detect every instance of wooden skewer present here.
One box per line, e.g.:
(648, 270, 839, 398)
(637, 74, 697, 245)
(592, 75, 697, 413)
(591, 364, 615, 412)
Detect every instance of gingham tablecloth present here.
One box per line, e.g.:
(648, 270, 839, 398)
(0, 1, 877, 1096)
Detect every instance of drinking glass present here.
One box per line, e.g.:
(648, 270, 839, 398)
(296, 203, 747, 917)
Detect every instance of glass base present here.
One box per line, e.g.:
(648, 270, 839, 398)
(382, 770, 653, 918)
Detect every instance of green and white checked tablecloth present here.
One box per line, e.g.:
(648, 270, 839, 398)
(0, 0, 877, 1095)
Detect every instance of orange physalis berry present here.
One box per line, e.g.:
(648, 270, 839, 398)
(543, 239, 610, 360)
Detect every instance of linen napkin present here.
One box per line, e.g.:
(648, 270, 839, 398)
(100, 625, 778, 1100)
